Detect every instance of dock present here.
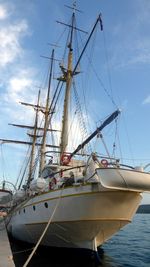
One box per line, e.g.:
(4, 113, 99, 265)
(0, 217, 15, 267)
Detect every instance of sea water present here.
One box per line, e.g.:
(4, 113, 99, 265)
(102, 214, 150, 267)
(11, 214, 150, 267)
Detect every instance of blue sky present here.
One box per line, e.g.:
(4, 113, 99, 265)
(0, 0, 150, 202)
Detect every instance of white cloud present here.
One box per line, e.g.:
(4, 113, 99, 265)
(0, 20, 28, 67)
(0, 3, 36, 124)
(142, 95, 150, 105)
(0, 67, 40, 127)
(8, 70, 35, 101)
(0, 4, 8, 20)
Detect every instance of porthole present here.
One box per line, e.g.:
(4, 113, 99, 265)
(44, 202, 48, 208)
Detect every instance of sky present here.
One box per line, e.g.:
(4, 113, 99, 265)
(0, 0, 150, 202)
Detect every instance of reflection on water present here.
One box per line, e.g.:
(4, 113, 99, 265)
(9, 215, 150, 267)
(10, 239, 101, 267)
(9, 237, 122, 267)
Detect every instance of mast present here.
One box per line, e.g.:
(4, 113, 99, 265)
(59, 12, 75, 158)
(59, 11, 103, 161)
(28, 90, 40, 184)
(39, 49, 54, 174)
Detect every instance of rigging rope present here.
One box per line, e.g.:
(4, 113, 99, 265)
(112, 118, 118, 158)
(73, 81, 92, 154)
(78, 23, 118, 109)
(120, 113, 135, 166)
(99, 133, 111, 158)
(15, 146, 31, 189)
(102, 30, 114, 101)
(0, 143, 7, 181)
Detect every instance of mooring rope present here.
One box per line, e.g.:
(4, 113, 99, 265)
(23, 187, 64, 267)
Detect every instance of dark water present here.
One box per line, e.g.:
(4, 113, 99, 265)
(10, 214, 150, 267)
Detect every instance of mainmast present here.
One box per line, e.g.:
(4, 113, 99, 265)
(59, 9, 103, 160)
(39, 49, 54, 174)
(59, 12, 75, 158)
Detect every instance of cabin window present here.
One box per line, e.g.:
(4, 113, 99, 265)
(23, 209, 25, 213)
(33, 205, 36, 211)
(44, 202, 48, 208)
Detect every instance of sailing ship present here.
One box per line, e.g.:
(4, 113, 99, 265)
(1, 3, 150, 262)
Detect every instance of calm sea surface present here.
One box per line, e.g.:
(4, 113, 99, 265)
(10, 214, 150, 267)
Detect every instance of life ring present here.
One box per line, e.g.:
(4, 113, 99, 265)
(61, 153, 71, 165)
(49, 177, 57, 190)
(101, 159, 108, 167)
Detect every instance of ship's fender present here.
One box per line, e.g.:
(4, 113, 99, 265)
(13, 189, 25, 201)
(30, 177, 47, 192)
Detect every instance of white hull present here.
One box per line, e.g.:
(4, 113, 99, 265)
(8, 182, 142, 251)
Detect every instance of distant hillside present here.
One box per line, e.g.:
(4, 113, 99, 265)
(137, 204, 150, 214)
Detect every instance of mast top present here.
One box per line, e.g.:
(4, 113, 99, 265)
(64, 2, 83, 14)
